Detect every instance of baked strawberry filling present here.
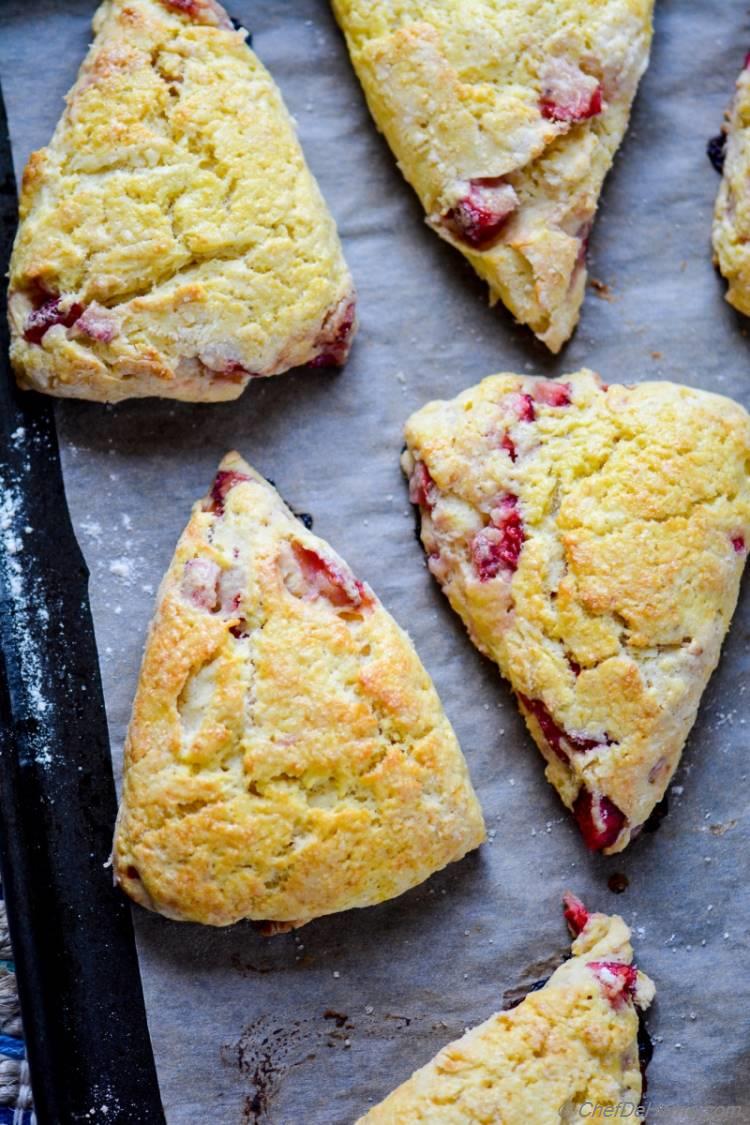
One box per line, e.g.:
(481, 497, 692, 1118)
(206, 470, 251, 515)
(289, 542, 373, 613)
(500, 433, 517, 462)
(471, 495, 525, 581)
(533, 381, 572, 407)
(24, 296, 84, 344)
(573, 788, 627, 851)
(518, 695, 610, 763)
(70, 303, 119, 343)
(309, 298, 356, 369)
(162, 0, 233, 28)
(540, 60, 603, 123)
(408, 461, 438, 510)
(587, 961, 638, 1008)
(440, 179, 519, 250)
(732, 535, 746, 553)
(562, 892, 590, 936)
(181, 558, 220, 611)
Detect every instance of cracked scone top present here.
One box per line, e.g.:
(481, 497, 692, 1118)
(403, 370, 750, 853)
(8, 0, 355, 403)
(357, 895, 654, 1123)
(713, 53, 750, 316)
(332, 0, 653, 352)
(113, 453, 485, 926)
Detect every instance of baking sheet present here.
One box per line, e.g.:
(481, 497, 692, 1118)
(1, 0, 750, 1120)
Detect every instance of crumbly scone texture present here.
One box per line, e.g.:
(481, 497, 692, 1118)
(357, 900, 655, 1123)
(403, 370, 750, 853)
(8, 0, 355, 403)
(713, 56, 750, 316)
(331, 0, 653, 352)
(113, 452, 484, 926)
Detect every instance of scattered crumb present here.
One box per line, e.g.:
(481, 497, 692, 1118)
(589, 277, 614, 301)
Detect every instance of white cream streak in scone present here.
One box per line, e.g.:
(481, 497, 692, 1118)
(113, 454, 485, 927)
(403, 370, 750, 853)
(713, 52, 750, 317)
(357, 895, 655, 1123)
(331, 0, 653, 352)
(8, 0, 355, 403)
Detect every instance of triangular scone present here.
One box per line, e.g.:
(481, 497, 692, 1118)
(8, 0, 355, 403)
(357, 895, 655, 1123)
(403, 370, 750, 853)
(113, 453, 484, 926)
(332, 0, 653, 352)
(713, 55, 750, 316)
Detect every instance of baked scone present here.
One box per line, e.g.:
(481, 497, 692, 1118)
(331, 0, 653, 352)
(8, 0, 355, 403)
(403, 370, 750, 853)
(713, 54, 750, 316)
(113, 453, 485, 926)
(357, 895, 655, 1123)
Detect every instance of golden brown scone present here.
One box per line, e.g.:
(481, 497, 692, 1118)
(713, 53, 750, 316)
(113, 453, 485, 926)
(8, 0, 355, 403)
(357, 895, 655, 1123)
(403, 370, 750, 853)
(331, 0, 653, 352)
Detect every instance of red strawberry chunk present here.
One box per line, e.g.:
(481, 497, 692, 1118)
(562, 892, 590, 936)
(206, 470, 252, 515)
(309, 298, 356, 369)
(573, 788, 627, 851)
(533, 381, 572, 407)
(587, 961, 638, 1008)
(70, 303, 119, 343)
(500, 433, 517, 462)
(518, 694, 608, 763)
(408, 461, 438, 510)
(291, 543, 373, 613)
(471, 495, 525, 581)
(441, 178, 519, 250)
(515, 392, 536, 422)
(24, 297, 84, 344)
(181, 558, 220, 611)
(163, 0, 233, 27)
(540, 60, 603, 123)
(732, 535, 746, 553)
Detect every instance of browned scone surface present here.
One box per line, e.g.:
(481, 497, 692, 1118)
(113, 454, 485, 926)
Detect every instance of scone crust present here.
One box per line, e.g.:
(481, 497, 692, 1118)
(357, 902, 654, 1123)
(403, 370, 750, 852)
(8, 0, 355, 402)
(713, 57, 750, 316)
(332, 0, 653, 352)
(113, 453, 485, 926)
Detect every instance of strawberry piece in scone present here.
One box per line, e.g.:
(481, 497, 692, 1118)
(332, 0, 654, 352)
(8, 0, 355, 402)
(403, 369, 750, 852)
(356, 897, 655, 1123)
(113, 453, 484, 926)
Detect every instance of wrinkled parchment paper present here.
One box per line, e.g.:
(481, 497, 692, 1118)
(1, 1, 750, 1120)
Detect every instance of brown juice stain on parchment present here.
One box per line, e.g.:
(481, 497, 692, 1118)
(221, 1008, 465, 1123)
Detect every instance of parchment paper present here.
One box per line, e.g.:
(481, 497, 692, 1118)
(1, 1, 750, 1120)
